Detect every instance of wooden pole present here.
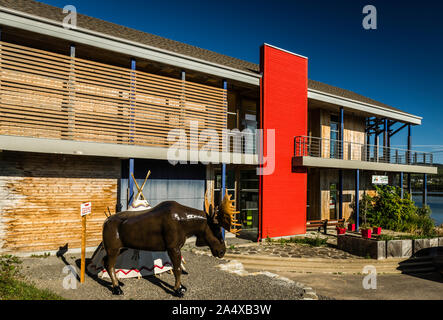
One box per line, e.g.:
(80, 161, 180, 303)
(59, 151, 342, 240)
(80, 214, 86, 283)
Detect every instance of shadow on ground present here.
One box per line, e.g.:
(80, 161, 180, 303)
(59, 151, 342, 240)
(397, 247, 443, 283)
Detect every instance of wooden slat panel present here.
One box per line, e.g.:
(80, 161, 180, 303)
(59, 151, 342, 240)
(0, 41, 227, 151)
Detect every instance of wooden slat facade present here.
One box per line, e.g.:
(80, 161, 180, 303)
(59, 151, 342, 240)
(0, 41, 227, 150)
(0, 151, 120, 253)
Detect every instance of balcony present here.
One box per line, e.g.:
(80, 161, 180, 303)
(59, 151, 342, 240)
(0, 41, 230, 160)
(293, 136, 437, 174)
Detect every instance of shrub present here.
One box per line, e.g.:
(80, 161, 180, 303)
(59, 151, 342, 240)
(0, 255, 22, 280)
(355, 185, 436, 236)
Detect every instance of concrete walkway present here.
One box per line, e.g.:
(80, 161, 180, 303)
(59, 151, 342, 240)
(277, 272, 443, 300)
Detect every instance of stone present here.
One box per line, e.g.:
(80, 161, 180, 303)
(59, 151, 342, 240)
(337, 235, 385, 259)
(402, 240, 413, 257)
(439, 237, 443, 247)
(414, 239, 430, 255)
(387, 240, 412, 258)
(429, 238, 438, 247)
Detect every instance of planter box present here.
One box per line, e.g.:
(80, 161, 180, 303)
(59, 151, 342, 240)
(372, 227, 382, 235)
(337, 235, 386, 260)
(361, 229, 372, 239)
(347, 224, 355, 232)
(386, 239, 412, 258)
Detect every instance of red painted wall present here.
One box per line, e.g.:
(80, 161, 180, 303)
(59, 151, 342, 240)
(259, 44, 308, 239)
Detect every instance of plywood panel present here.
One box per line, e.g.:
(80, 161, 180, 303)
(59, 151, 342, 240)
(343, 113, 366, 160)
(320, 110, 331, 158)
(0, 151, 119, 253)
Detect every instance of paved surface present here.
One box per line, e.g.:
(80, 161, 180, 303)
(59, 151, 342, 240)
(276, 272, 443, 300)
(18, 251, 308, 300)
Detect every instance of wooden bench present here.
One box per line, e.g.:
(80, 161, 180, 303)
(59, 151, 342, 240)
(306, 219, 345, 234)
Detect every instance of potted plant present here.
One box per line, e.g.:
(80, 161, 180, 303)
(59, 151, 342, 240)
(372, 225, 382, 235)
(361, 223, 372, 239)
(347, 218, 356, 232)
(336, 222, 346, 235)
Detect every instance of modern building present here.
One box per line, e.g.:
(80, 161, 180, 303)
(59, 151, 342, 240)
(0, 0, 437, 254)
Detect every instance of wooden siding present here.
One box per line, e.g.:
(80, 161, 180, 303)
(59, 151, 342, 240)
(0, 41, 227, 150)
(316, 169, 374, 221)
(0, 152, 119, 253)
(343, 113, 365, 160)
(319, 110, 366, 160)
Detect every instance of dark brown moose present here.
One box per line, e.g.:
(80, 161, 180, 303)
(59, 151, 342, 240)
(102, 190, 241, 296)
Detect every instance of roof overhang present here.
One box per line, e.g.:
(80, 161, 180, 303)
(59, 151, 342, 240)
(0, 135, 259, 165)
(308, 89, 422, 125)
(0, 6, 261, 86)
(0, 6, 423, 124)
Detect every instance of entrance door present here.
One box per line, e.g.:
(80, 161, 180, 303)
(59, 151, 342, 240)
(329, 183, 338, 219)
(239, 170, 259, 232)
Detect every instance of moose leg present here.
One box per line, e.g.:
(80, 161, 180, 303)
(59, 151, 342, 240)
(167, 248, 187, 297)
(104, 248, 123, 295)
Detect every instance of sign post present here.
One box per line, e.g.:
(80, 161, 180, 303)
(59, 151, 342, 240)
(80, 202, 92, 283)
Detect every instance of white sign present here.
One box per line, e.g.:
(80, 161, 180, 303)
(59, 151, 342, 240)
(372, 175, 388, 185)
(81, 202, 92, 216)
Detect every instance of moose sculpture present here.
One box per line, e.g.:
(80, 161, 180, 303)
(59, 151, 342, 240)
(102, 189, 241, 296)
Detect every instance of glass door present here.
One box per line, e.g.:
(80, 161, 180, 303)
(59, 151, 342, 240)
(330, 115, 340, 159)
(239, 170, 259, 231)
(329, 183, 337, 219)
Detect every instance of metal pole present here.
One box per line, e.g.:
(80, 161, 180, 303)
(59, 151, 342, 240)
(407, 124, 412, 195)
(339, 170, 343, 220)
(400, 172, 404, 199)
(384, 119, 388, 162)
(340, 107, 344, 160)
(221, 80, 227, 239)
(355, 169, 360, 231)
(128, 59, 136, 206)
(375, 134, 379, 162)
(423, 174, 427, 207)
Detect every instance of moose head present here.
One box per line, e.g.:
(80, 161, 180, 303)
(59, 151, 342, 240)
(200, 189, 242, 258)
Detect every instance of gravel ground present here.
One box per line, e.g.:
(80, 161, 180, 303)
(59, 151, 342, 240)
(18, 251, 307, 300)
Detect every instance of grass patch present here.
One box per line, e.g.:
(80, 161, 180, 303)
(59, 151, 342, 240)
(30, 253, 51, 259)
(0, 277, 65, 300)
(0, 255, 64, 300)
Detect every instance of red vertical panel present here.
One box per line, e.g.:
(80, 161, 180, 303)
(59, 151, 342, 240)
(259, 45, 308, 239)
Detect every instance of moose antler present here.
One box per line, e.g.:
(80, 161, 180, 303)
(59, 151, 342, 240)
(204, 188, 215, 217)
(219, 190, 242, 234)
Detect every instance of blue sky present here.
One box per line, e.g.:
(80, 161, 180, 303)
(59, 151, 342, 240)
(38, 0, 443, 162)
